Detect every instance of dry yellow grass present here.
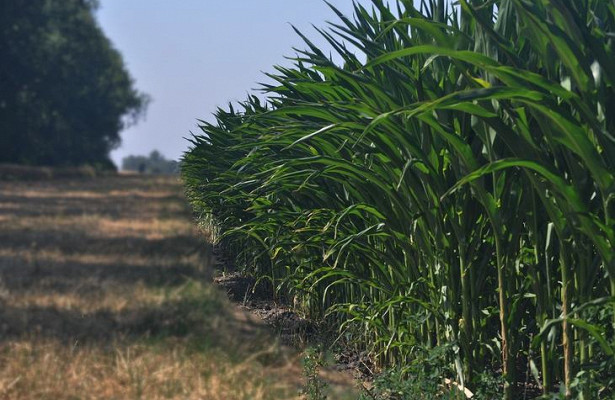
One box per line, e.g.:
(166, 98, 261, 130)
(0, 175, 358, 400)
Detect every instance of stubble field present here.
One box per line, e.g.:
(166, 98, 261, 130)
(0, 174, 356, 400)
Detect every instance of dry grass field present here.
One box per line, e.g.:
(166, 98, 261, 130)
(0, 175, 357, 400)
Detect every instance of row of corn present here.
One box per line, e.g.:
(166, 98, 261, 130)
(182, 1, 615, 398)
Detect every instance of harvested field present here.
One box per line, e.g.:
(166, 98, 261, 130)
(0, 175, 357, 399)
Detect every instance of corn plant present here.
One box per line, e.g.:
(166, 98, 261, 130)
(182, 1, 615, 398)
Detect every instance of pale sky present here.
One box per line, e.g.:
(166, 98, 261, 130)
(95, 1, 377, 167)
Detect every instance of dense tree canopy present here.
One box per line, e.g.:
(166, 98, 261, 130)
(0, 0, 148, 169)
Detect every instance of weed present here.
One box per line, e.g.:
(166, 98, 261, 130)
(301, 346, 328, 400)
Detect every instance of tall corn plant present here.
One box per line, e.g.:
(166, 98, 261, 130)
(182, 1, 615, 398)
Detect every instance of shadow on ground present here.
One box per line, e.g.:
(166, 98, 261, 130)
(0, 175, 273, 355)
(0, 175, 359, 400)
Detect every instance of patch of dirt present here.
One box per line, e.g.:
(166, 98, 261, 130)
(212, 265, 372, 385)
(214, 273, 317, 347)
(214, 273, 273, 303)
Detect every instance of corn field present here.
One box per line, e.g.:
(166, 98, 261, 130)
(182, 1, 615, 398)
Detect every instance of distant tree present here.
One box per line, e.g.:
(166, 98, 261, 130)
(122, 151, 178, 175)
(0, 0, 149, 169)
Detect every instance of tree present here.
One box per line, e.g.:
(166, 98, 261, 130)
(0, 0, 148, 169)
(122, 151, 178, 175)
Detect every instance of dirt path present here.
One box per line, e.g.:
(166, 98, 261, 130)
(0, 175, 358, 400)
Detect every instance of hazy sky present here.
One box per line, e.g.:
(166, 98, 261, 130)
(96, 1, 376, 167)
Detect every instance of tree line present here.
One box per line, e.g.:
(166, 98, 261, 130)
(0, 0, 148, 169)
(122, 150, 178, 175)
